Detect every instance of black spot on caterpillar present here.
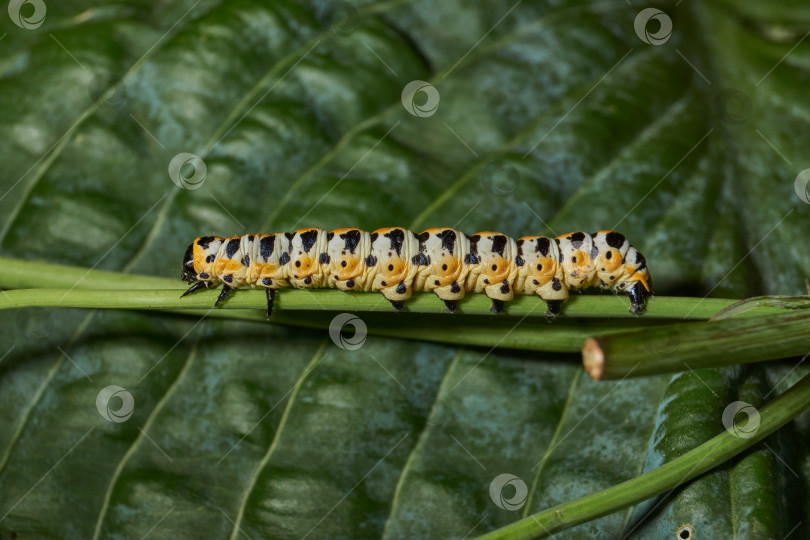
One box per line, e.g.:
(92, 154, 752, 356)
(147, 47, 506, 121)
(536, 237, 549, 256)
(341, 230, 361, 253)
(436, 229, 456, 254)
(605, 231, 625, 249)
(491, 235, 507, 256)
(181, 228, 651, 317)
(259, 236, 274, 260)
(197, 236, 216, 249)
(300, 230, 318, 252)
(385, 229, 405, 256)
(568, 232, 585, 248)
(225, 238, 240, 258)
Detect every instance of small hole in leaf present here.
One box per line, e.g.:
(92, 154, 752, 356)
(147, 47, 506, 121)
(677, 525, 693, 539)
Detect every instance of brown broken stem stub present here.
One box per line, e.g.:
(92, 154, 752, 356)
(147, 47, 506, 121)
(582, 337, 605, 380)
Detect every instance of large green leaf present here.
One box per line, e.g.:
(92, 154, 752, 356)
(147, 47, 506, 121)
(2, 0, 810, 538)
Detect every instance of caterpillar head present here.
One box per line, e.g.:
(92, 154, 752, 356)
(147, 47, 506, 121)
(181, 236, 222, 283)
(181, 242, 196, 283)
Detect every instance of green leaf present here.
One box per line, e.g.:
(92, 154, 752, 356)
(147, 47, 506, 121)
(1, 0, 810, 538)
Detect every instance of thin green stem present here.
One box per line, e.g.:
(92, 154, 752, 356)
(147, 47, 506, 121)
(0, 256, 787, 319)
(0, 256, 800, 354)
(0, 256, 177, 290)
(475, 372, 810, 539)
(0, 286, 764, 318)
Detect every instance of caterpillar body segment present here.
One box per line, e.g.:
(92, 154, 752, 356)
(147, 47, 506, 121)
(462, 232, 520, 314)
(413, 228, 471, 311)
(513, 235, 568, 316)
(325, 228, 373, 291)
(180, 228, 652, 317)
(371, 227, 421, 309)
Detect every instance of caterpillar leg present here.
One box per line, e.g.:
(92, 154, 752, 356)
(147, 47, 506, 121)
(431, 282, 464, 313)
(215, 284, 234, 307)
(545, 299, 563, 318)
(627, 282, 649, 314)
(490, 299, 505, 314)
(181, 281, 208, 297)
(266, 288, 276, 318)
(380, 283, 413, 312)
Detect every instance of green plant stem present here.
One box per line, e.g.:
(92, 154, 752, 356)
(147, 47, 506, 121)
(710, 295, 810, 320)
(0, 288, 677, 352)
(0, 256, 799, 353)
(475, 371, 810, 540)
(0, 256, 178, 290)
(582, 308, 810, 380)
(0, 286, 748, 318)
(0, 256, 787, 319)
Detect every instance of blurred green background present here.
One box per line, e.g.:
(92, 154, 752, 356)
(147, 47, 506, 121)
(1, 0, 810, 538)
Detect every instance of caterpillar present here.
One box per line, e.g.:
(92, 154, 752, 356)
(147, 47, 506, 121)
(180, 228, 652, 317)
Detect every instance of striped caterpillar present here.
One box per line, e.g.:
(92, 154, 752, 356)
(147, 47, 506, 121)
(180, 228, 652, 317)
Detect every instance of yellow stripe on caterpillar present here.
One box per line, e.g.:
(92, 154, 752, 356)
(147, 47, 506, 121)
(180, 228, 652, 317)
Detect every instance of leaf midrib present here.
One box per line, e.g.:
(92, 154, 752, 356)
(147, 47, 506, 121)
(379, 348, 464, 539)
(227, 339, 329, 540)
(521, 369, 582, 518)
(91, 344, 201, 539)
